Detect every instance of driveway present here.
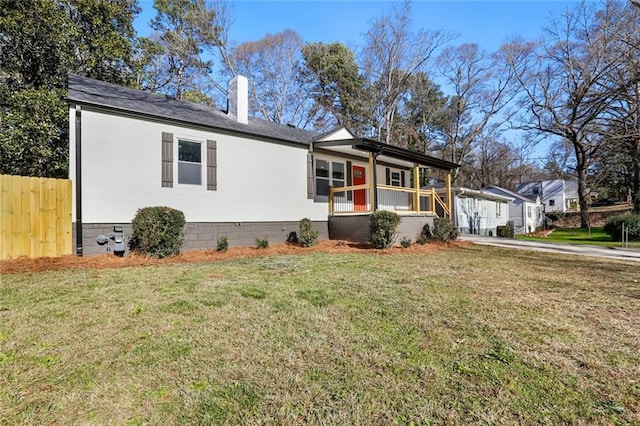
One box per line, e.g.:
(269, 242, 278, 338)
(458, 234, 640, 262)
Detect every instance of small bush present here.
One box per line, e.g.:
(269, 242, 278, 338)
(421, 223, 432, 239)
(431, 218, 458, 242)
(256, 237, 269, 249)
(497, 222, 514, 238)
(400, 236, 412, 248)
(216, 235, 229, 252)
(298, 218, 319, 247)
(420, 218, 457, 243)
(286, 231, 299, 244)
(128, 206, 185, 258)
(369, 210, 401, 249)
(415, 234, 428, 245)
(604, 214, 640, 241)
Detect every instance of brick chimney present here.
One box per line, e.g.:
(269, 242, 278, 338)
(227, 75, 248, 124)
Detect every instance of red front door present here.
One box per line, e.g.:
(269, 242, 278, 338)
(353, 165, 367, 211)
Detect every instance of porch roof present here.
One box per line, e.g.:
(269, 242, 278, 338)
(313, 138, 459, 171)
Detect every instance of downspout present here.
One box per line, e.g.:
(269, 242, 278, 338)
(75, 105, 83, 256)
(372, 152, 380, 210)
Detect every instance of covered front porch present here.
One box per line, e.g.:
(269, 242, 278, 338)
(312, 137, 459, 243)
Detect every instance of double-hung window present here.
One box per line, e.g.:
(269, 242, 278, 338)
(315, 159, 345, 197)
(178, 140, 202, 185)
(390, 171, 401, 187)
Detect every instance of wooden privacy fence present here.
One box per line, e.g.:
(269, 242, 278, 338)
(1, 175, 72, 260)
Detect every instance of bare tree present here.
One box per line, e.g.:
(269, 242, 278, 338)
(504, 2, 624, 227)
(436, 43, 519, 183)
(596, 0, 640, 212)
(462, 136, 519, 189)
(225, 29, 315, 128)
(360, 1, 453, 144)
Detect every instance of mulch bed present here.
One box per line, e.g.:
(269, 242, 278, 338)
(0, 240, 471, 274)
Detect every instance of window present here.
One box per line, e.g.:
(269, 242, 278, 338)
(549, 199, 556, 207)
(315, 159, 345, 196)
(527, 206, 532, 218)
(390, 171, 401, 187)
(385, 168, 404, 187)
(532, 187, 539, 195)
(178, 140, 202, 185)
(496, 202, 502, 218)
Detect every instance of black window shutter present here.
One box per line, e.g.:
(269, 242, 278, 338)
(307, 153, 314, 199)
(207, 140, 217, 191)
(385, 167, 390, 185)
(401, 171, 406, 187)
(346, 161, 352, 201)
(161, 132, 173, 187)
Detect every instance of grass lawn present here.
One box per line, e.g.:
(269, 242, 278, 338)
(517, 226, 640, 248)
(1, 246, 639, 424)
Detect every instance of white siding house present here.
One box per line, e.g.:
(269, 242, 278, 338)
(516, 179, 579, 213)
(483, 185, 545, 234)
(67, 75, 459, 255)
(428, 185, 513, 236)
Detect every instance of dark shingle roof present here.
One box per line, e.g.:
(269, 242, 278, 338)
(66, 74, 319, 146)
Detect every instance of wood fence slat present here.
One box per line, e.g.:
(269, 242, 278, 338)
(62, 179, 72, 255)
(55, 179, 64, 255)
(11, 175, 22, 258)
(1, 175, 10, 259)
(21, 176, 31, 258)
(30, 177, 40, 258)
(46, 179, 57, 257)
(39, 178, 47, 257)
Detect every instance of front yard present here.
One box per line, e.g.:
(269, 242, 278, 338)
(1, 245, 639, 424)
(518, 226, 640, 248)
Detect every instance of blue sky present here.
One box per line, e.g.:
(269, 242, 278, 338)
(134, 0, 580, 53)
(133, 0, 581, 159)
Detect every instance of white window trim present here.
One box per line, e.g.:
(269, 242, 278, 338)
(176, 137, 204, 188)
(314, 158, 346, 201)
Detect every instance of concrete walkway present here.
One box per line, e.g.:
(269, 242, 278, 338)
(458, 234, 640, 262)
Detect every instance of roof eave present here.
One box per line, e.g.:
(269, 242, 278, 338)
(314, 138, 459, 171)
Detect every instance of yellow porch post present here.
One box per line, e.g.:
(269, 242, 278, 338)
(413, 163, 420, 213)
(368, 152, 375, 212)
(445, 171, 452, 221)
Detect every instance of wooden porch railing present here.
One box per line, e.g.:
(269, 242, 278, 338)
(329, 184, 450, 218)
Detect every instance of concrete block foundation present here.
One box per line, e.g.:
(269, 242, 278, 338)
(74, 220, 329, 256)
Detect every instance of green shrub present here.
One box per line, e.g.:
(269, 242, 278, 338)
(604, 214, 640, 241)
(400, 236, 412, 248)
(369, 211, 401, 249)
(286, 231, 299, 244)
(128, 206, 185, 258)
(256, 237, 269, 249)
(216, 235, 229, 252)
(431, 218, 458, 242)
(497, 222, 514, 238)
(298, 218, 319, 247)
(420, 218, 457, 243)
(415, 234, 428, 245)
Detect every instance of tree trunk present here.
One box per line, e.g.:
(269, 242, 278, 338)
(575, 150, 590, 228)
(633, 137, 640, 214)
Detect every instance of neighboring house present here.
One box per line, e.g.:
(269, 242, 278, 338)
(426, 185, 513, 236)
(483, 185, 545, 234)
(67, 75, 459, 255)
(516, 179, 579, 213)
